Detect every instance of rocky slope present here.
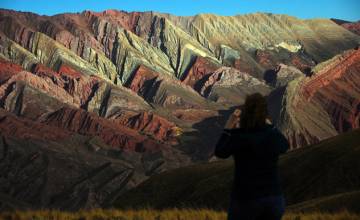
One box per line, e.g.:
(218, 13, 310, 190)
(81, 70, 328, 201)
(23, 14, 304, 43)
(0, 116, 189, 210)
(197, 67, 271, 105)
(332, 19, 360, 36)
(0, 58, 192, 210)
(1, 9, 359, 83)
(269, 48, 360, 148)
(342, 21, 360, 36)
(0, 8, 359, 210)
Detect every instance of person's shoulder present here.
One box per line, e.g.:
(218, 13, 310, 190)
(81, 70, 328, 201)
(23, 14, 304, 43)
(224, 128, 245, 134)
(264, 124, 283, 136)
(264, 124, 276, 131)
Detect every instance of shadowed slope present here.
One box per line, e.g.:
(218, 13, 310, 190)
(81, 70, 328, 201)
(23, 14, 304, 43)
(114, 129, 360, 213)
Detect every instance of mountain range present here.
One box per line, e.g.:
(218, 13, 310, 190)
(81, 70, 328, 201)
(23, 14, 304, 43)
(0, 8, 359, 210)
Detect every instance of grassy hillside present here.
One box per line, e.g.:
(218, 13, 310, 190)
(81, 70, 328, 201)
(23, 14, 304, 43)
(114, 129, 360, 212)
(288, 190, 360, 213)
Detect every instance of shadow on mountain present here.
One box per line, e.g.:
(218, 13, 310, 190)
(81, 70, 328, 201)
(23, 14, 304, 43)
(0, 135, 135, 211)
(176, 107, 240, 161)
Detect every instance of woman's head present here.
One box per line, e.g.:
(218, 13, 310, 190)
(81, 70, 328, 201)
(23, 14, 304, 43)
(240, 93, 268, 129)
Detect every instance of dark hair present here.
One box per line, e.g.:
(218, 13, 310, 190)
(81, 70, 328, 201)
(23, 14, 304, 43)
(240, 93, 268, 129)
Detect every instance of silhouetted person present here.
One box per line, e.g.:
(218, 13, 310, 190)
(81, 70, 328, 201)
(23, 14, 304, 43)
(215, 93, 289, 220)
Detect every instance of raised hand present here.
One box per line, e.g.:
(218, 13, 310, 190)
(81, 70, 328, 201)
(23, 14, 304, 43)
(224, 109, 241, 129)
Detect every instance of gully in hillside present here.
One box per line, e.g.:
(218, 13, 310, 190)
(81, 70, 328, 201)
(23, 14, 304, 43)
(215, 93, 289, 220)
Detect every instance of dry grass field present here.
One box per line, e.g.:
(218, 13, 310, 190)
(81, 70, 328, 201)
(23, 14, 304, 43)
(1, 209, 359, 220)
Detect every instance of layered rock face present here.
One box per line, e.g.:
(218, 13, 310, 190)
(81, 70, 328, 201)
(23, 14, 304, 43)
(197, 67, 271, 105)
(0, 59, 180, 145)
(332, 19, 360, 36)
(1, 9, 360, 83)
(341, 21, 360, 36)
(0, 114, 188, 210)
(0, 59, 190, 210)
(303, 49, 360, 132)
(0, 8, 360, 210)
(264, 64, 305, 88)
(271, 48, 360, 148)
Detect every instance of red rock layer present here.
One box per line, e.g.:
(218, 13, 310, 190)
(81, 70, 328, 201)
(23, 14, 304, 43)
(301, 49, 360, 100)
(0, 61, 181, 147)
(43, 107, 163, 152)
(110, 111, 179, 143)
(83, 10, 141, 34)
(0, 69, 76, 107)
(33, 63, 103, 108)
(256, 50, 314, 73)
(58, 64, 84, 79)
(255, 50, 275, 69)
(0, 109, 71, 141)
(0, 62, 99, 108)
(0, 60, 23, 83)
(341, 21, 360, 36)
(0, 60, 179, 146)
(58, 64, 100, 106)
(291, 55, 313, 73)
(181, 56, 219, 88)
(81, 10, 146, 57)
(127, 65, 159, 94)
(0, 12, 35, 50)
(32, 63, 60, 79)
(301, 48, 360, 132)
(124, 64, 209, 109)
(0, 9, 104, 60)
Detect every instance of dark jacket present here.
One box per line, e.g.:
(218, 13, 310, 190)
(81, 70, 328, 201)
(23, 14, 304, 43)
(215, 124, 289, 200)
